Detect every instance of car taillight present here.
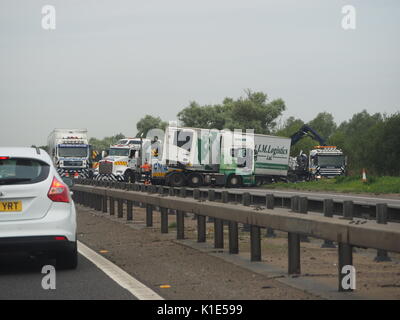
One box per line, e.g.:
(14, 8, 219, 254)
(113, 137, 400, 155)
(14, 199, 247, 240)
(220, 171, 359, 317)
(0, 156, 9, 160)
(47, 176, 70, 203)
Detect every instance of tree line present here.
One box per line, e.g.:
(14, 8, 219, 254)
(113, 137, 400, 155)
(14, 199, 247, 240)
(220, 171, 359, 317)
(91, 90, 399, 176)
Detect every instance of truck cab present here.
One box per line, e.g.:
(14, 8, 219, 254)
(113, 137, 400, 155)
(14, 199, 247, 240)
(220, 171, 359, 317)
(47, 129, 91, 179)
(309, 146, 346, 179)
(94, 138, 151, 182)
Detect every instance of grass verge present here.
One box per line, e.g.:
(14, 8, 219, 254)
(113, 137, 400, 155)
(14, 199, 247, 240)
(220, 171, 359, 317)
(262, 175, 400, 194)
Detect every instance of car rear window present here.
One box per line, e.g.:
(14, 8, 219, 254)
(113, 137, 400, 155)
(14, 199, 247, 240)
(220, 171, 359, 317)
(0, 158, 50, 185)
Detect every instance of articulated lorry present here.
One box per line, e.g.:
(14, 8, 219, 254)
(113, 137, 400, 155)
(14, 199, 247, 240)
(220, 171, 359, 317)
(151, 126, 291, 187)
(47, 129, 91, 178)
(94, 137, 153, 182)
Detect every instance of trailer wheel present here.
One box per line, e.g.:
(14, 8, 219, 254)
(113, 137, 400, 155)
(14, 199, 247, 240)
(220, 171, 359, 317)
(168, 172, 186, 187)
(187, 173, 204, 187)
(226, 174, 242, 188)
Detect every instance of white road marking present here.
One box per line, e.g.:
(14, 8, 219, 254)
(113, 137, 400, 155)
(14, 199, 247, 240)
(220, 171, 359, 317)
(77, 241, 164, 300)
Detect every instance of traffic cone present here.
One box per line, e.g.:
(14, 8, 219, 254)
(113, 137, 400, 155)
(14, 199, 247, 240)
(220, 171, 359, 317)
(74, 172, 79, 179)
(362, 168, 367, 183)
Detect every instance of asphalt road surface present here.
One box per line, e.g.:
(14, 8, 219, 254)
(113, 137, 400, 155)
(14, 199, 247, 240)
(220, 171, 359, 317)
(0, 252, 136, 300)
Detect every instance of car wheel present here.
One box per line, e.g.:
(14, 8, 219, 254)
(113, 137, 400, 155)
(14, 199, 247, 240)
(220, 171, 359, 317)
(56, 241, 78, 270)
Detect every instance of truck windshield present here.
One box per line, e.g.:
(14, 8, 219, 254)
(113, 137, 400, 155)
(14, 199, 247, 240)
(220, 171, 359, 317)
(58, 146, 88, 158)
(108, 148, 129, 157)
(317, 155, 345, 167)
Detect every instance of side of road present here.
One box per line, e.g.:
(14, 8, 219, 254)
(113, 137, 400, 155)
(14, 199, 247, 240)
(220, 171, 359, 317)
(76, 205, 317, 300)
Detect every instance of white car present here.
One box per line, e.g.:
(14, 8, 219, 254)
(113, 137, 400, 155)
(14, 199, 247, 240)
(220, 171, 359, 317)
(0, 147, 77, 269)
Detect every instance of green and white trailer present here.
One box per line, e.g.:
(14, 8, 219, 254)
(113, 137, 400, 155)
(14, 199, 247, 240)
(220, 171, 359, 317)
(152, 126, 255, 187)
(253, 134, 291, 185)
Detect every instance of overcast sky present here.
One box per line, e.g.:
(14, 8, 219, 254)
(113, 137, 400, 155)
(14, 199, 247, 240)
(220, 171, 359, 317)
(0, 0, 399, 146)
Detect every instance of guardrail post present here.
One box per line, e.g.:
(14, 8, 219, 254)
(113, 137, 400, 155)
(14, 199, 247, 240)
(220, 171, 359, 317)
(374, 203, 391, 262)
(299, 197, 310, 243)
(338, 243, 353, 292)
(85, 192, 89, 207)
(102, 194, 108, 213)
(126, 200, 133, 221)
(193, 189, 200, 200)
(192, 189, 200, 220)
(321, 199, 336, 248)
(265, 194, 276, 238)
(242, 192, 251, 206)
(250, 225, 261, 262)
(92, 194, 97, 210)
(146, 204, 153, 227)
(197, 215, 206, 243)
(228, 221, 239, 254)
(242, 192, 251, 232)
(109, 197, 115, 216)
(343, 201, 354, 220)
(98, 195, 104, 211)
(291, 196, 300, 212)
(221, 191, 229, 203)
(160, 207, 168, 234)
(288, 233, 301, 275)
(176, 210, 185, 240)
(207, 190, 216, 223)
(214, 218, 224, 249)
(117, 199, 123, 218)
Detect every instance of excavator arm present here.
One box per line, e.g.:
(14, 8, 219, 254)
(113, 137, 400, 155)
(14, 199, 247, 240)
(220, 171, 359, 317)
(290, 125, 326, 146)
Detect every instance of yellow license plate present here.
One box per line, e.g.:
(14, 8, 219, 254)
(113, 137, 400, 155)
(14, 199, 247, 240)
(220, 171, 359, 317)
(0, 201, 22, 212)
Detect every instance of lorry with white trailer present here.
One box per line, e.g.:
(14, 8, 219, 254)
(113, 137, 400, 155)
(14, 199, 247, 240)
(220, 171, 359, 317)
(47, 129, 91, 178)
(253, 134, 291, 185)
(94, 137, 153, 182)
(151, 126, 291, 187)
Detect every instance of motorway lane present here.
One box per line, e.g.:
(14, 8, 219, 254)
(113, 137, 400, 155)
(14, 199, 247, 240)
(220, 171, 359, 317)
(0, 252, 136, 300)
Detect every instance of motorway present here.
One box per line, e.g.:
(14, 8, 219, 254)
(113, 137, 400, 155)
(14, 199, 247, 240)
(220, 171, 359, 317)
(0, 252, 135, 300)
(0, 241, 162, 300)
(1, 185, 399, 300)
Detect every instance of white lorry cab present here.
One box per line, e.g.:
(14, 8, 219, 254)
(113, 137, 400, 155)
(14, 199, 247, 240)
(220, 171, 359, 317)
(47, 129, 91, 179)
(94, 137, 153, 182)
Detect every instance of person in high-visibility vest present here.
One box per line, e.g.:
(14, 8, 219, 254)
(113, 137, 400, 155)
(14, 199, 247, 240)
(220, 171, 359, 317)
(140, 160, 151, 184)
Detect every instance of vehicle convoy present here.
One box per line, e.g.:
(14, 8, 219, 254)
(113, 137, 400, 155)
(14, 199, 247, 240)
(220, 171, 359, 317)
(288, 125, 347, 181)
(94, 137, 153, 182)
(47, 129, 91, 179)
(0, 147, 78, 269)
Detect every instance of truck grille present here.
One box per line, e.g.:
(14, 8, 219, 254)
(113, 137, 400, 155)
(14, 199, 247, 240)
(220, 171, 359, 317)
(320, 168, 343, 177)
(99, 161, 113, 174)
(63, 160, 83, 167)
